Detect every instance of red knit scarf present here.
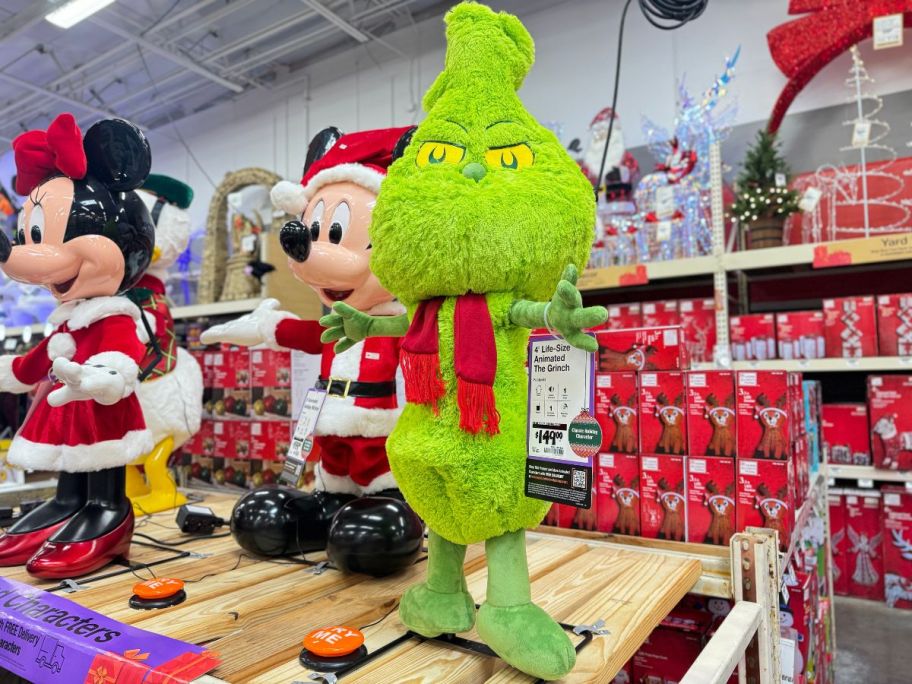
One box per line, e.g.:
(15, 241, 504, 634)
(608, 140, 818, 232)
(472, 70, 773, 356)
(400, 294, 500, 435)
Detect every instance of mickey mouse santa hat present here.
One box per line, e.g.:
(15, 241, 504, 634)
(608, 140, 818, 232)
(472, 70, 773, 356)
(271, 126, 413, 216)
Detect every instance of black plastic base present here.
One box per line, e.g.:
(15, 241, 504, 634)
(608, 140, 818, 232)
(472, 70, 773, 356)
(299, 645, 368, 672)
(129, 589, 187, 610)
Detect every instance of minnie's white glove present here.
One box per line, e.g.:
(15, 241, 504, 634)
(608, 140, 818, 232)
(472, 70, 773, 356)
(200, 298, 294, 349)
(48, 358, 129, 407)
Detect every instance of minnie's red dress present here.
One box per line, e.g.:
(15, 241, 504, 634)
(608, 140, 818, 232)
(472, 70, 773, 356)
(1, 297, 153, 472)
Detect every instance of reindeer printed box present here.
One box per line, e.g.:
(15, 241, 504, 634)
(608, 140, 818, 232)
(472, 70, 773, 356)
(775, 311, 825, 360)
(641, 300, 680, 328)
(639, 371, 687, 456)
(867, 375, 912, 470)
(824, 296, 878, 358)
(595, 327, 687, 372)
(601, 303, 642, 330)
(877, 293, 912, 356)
(843, 490, 884, 601)
(729, 313, 776, 361)
(828, 490, 849, 596)
(594, 372, 638, 454)
(679, 297, 716, 364)
(821, 404, 871, 465)
(687, 371, 736, 457)
(596, 452, 640, 535)
(883, 487, 912, 610)
(737, 371, 791, 459)
(736, 458, 794, 551)
(639, 454, 687, 541)
(687, 456, 736, 546)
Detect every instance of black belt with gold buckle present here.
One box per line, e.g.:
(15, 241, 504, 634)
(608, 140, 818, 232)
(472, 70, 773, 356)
(315, 376, 397, 399)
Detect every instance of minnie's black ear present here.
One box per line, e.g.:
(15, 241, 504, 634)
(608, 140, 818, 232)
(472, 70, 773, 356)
(303, 126, 343, 177)
(392, 126, 417, 162)
(83, 119, 152, 192)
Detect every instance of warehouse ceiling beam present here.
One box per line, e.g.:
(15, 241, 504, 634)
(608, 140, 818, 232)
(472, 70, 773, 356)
(0, 1, 55, 42)
(299, 0, 370, 42)
(0, 71, 115, 119)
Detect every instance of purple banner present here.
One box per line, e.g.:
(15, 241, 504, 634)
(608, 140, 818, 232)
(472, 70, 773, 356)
(0, 576, 219, 683)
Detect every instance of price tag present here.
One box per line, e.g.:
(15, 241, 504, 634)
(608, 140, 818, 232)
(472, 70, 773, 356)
(281, 388, 327, 485)
(799, 187, 822, 212)
(857, 478, 874, 489)
(873, 13, 903, 50)
(241, 234, 258, 253)
(525, 334, 598, 509)
(655, 185, 676, 219)
(775, 172, 787, 188)
(656, 220, 673, 242)
(852, 120, 871, 148)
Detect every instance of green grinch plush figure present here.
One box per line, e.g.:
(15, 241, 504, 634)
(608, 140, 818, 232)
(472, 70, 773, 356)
(321, 2, 604, 679)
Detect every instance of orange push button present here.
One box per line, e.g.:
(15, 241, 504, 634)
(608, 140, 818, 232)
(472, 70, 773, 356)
(302, 626, 365, 658)
(132, 578, 185, 600)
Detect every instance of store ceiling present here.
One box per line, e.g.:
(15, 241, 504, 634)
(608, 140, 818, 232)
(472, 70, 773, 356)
(0, 0, 470, 143)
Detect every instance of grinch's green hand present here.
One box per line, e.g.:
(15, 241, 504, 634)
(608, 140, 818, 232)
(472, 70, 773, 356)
(319, 303, 409, 353)
(510, 265, 607, 353)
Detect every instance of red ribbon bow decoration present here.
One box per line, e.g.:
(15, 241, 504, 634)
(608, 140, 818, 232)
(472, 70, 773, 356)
(656, 138, 697, 185)
(766, 0, 912, 133)
(12, 112, 87, 196)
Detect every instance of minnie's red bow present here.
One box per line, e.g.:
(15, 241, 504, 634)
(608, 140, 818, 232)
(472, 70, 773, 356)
(766, 1, 912, 132)
(12, 113, 87, 196)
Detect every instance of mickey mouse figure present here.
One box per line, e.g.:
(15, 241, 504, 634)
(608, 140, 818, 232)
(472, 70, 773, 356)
(0, 113, 155, 578)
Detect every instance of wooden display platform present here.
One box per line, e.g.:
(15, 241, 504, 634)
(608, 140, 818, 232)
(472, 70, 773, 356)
(9, 493, 702, 683)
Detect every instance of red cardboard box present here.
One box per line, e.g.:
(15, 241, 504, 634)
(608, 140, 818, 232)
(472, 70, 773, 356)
(210, 347, 251, 419)
(633, 626, 703, 682)
(639, 371, 687, 456)
(641, 300, 680, 328)
(737, 458, 794, 551)
(679, 297, 717, 365)
(843, 490, 884, 601)
(823, 296, 878, 358)
(867, 375, 912, 470)
(729, 313, 776, 362)
(214, 421, 251, 460)
(596, 452, 640, 535)
(639, 454, 687, 541)
(596, 326, 687, 372)
(737, 371, 790, 460)
(828, 489, 849, 596)
(603, 303, 642, 330)
(687, 371, 736, 457)
(821, 404, 870, 465)
(877, 293, 912, 356)
(883, 487, 912, 610)
(594, 372, 638, 454)
(783, 570, 815, 670)
(687, 456, 736, 545)
(249, 421, 293, 461)
(776, 310, 825, 360)
(250, 348, 292, 420)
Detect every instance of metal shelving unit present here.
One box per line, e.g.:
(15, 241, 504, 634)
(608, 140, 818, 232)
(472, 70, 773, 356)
(827, 463, 912, 483)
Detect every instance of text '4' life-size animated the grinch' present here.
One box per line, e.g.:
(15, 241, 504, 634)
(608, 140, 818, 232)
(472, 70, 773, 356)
(320, 3, 605, 679)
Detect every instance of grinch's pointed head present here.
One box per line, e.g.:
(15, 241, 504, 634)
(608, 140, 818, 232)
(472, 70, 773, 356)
(370, 2, 594, 304)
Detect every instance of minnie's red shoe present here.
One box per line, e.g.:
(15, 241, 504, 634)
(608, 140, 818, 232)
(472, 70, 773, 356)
(26, 509, 134, 579)
(0, 520, 68, 566)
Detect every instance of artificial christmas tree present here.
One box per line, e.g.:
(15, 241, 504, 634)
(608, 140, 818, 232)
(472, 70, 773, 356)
(731, 129, 800, 249)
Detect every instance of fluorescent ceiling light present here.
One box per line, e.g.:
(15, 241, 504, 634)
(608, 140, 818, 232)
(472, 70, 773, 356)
(46, 0, 117, 29)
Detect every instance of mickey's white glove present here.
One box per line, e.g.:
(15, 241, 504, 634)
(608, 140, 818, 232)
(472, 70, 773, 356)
(48, 358, 129, 407)
(200, 298, 294, 349)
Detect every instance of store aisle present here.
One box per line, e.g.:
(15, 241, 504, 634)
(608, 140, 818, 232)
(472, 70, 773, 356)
(835, 597, 908, 683)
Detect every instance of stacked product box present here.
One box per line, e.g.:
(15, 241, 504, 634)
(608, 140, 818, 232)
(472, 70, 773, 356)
(828, 489, 849, 596)
(843, 490, 884, 601)
(249, 348, 293, 420)
(686, 371, 736, 546)
(877, 293, 912, 356)
(602, 303, 642, 330)
(803, 380, 823, 474)
(883, 487, 912, 610)
(679, 297, 716, 365)
(641, 300, 680, 328)
(596, 326, 688, 372)
(776, 310, 825, 360)
(823, 295, 878, 358)
(867, 375, 912, 470)
(730, 313, 776, 361)
(821, 403, 870, 465)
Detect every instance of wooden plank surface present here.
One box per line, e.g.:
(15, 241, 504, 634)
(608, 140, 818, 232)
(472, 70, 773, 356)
(4, 493, 703, 683)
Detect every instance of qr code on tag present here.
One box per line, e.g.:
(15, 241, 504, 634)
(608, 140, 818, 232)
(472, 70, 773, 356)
(571, 469, 587, 489)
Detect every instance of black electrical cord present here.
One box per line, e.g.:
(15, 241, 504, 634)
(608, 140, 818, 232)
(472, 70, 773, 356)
(595, 0, 710, 197)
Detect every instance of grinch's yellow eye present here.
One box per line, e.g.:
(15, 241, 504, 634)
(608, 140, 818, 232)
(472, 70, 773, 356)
(485, 143, 533, 170)
(416, 142, 465, 167)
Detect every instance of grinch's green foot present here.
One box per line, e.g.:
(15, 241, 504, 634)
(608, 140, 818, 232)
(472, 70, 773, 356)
(476, 602, 575, 680)
(399, 582, 476, 638)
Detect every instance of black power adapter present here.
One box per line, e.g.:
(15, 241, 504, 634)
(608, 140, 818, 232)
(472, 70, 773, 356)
(176, 504, 226, 535)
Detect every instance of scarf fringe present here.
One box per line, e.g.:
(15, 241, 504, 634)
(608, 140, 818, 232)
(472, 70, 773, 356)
(401, 349, 445, 413)
(457, 378, 501, 435)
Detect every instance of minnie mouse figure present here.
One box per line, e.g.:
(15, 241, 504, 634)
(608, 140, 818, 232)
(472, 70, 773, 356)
(0, 113, 155, 579)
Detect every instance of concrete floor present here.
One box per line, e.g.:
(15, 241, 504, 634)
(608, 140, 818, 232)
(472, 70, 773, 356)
(835, 596, 910, 684)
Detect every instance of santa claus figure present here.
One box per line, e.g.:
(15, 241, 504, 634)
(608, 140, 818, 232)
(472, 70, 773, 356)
(202, 126, 422, 576)
(578, 107, 639, 198)
(126, 175, 203, 514)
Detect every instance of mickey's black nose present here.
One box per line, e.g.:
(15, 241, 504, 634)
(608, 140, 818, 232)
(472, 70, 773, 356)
(280, 220, 311, 263)
(0, 231, 11, 263)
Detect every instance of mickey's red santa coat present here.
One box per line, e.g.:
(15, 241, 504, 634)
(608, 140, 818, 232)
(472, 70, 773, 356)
(0, 113, 155, 578)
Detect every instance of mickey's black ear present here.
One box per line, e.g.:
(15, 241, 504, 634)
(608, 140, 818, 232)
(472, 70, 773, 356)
(303, 126, 343, 178)
(392, 126, 417, 162)
(83, 119, 152, 192)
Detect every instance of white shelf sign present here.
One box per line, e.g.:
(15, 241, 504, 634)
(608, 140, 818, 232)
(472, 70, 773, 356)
(874, 13, 903, 50)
